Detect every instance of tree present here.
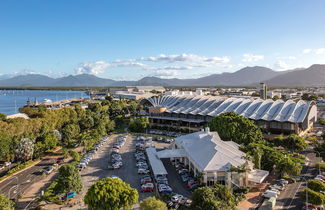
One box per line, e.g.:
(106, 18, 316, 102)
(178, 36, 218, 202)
(128, 117, 149, 133)
(273, 135, 307, 151)
(79, 115, 95, 131)
(191, 187, 229, 210)
(84, 177, 138, 210)
(55, 164, 82, 194)
(301, 188, 325, 206)
(16, 138, 35, 162)
(277, 156, 302, 176)
(302, 93, 318, 101)
(61, 123, 80, 142)
(308, 179, 325, 192)
(0, 133, 12, 161)
(212, 184, 236, 209)
(140, 197, 167, 210)
(208, 112, 263, 145)
(0, 194, 14, 210)
(0, 113, 6, 121)
(319, 119, 325, 126)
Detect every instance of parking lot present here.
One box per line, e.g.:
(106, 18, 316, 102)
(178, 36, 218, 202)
(76, 134, 155, 203)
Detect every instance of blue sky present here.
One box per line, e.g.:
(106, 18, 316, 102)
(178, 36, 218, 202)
(1, 0, 325, 80)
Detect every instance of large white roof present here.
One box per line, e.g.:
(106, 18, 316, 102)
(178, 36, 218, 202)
(145, 95, 313, 123)
(174, 131, 249, 172)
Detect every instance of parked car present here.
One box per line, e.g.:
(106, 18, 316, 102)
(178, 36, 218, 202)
(44, 166, 55, 175)
(141, 183, 154, 192)
(269, 184, 285, 191)
(181, 174, 190, 182)
(171, 194, 184, 203)
(138, 168, 150, 174)
(302, 205, 318, 210)
(4, 162, 11, 167)
(262, 190, 278, 198)
(66, 192, 77, 200)
(158, 184, 173, 194)
(189, 184, 200, 191)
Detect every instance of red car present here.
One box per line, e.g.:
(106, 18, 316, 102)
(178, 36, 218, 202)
(141, 183, 154, 192)
(303, 205, 318, 210)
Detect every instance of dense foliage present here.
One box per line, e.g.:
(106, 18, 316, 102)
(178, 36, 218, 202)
(140, 196, 167, 210)
(208, 112, 263, 145)
(308, 179, 325, 192)
(84, 177, 138, 210)
(191, 184, 236, 210)
(301, 188, 325, 206)
(243, 143, 303, 176)
(273, 135, 307, 151)
(0, 194, 14, 210)
(55, 164, 82, 194)
(128, 117, 149, 133)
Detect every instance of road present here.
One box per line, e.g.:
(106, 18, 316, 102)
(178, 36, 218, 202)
(0, 153, 60, 200)
(275, 149, 320, 209)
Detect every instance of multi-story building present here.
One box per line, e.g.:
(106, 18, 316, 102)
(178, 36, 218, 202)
(142, 95, 317, 135)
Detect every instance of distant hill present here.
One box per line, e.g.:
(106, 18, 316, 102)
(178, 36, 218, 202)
(135, 66, 287, 86)
(0, 65, 323, 87)
(264, 64, 325, 87)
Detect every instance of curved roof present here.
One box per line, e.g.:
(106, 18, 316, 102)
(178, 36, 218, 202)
(144, 95, 314, 123)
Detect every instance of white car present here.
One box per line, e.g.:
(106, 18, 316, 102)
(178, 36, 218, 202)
(138, 168, 150, 174)
(4, 162, 11, 167)
(171, 194, 184, 202)
(262, 190, 278, 198)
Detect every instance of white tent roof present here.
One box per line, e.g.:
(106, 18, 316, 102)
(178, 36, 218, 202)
(146, 147, 168, 176)
(145, 95, 314, 123)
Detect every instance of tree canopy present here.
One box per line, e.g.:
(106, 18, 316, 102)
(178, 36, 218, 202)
(128, 117, 149, 133)
(301, 188, 325, 206)
(140, 197, 167, 210)
(84, 177, 138, 210)
(55, 164, 82, 194)
(191, 184, 236, 210)
(273, 135, 307, 151)
(0, 194, 14, 210)
(208, 112, 263, 145)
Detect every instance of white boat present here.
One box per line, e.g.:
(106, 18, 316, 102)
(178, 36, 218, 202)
(42, 99, 53, 103)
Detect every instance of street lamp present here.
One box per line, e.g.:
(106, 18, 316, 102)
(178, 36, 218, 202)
(300, 176, 309, 209)
(8, 184, 18, 200)
(314, 151, 325, 174)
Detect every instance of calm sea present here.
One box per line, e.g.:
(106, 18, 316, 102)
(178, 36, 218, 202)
(0, 90, 88, 115)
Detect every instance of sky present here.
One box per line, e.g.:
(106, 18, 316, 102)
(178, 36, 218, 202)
(1, 0, 325, 80)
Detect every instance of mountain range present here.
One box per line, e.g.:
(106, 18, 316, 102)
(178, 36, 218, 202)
(0, 64, 324, 87)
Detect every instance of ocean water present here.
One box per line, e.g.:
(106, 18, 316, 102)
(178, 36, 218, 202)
(0, 90, 88, 115)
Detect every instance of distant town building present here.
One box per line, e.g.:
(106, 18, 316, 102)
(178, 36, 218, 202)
(259, 83, 267, 100)
(113, 91, 154, 100)
(142, 95, 317, 135)
(109, 86, 165, 94)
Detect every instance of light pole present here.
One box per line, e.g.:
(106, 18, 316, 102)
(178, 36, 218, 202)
(314, 151, 325, 174)
(301, 176, 309, 209)
(8, 184, 18, 201)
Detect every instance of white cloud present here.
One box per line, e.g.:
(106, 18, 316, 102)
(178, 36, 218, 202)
(242, 53, 264, 62)
(315, 48, 325, 55)
(303, 49, 312, 54)
(137, 54, 230, 64)
(75, 61, 109, 75)
(274, 60, 289, 70)
(302, 48, 325, 55)
(150, 70, 179, 79)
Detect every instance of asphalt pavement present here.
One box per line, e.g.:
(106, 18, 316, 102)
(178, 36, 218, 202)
(0, 154, 59, 200)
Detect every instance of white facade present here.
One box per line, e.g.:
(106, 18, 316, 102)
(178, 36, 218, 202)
(157, 131, 269, 187)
